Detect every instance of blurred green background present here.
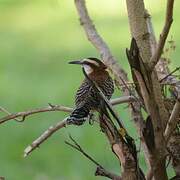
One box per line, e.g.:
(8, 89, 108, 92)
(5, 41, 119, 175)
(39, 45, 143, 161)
(0, 0, 179, 179)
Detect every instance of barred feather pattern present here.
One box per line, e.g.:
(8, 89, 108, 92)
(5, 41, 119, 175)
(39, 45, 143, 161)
(67, 71, 114, 125)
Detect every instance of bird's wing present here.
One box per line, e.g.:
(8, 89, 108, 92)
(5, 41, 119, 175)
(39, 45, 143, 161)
(96, 75, 114, 101)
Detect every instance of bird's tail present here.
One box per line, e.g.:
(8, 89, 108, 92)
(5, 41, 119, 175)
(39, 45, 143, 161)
(67, 105, 90, 126)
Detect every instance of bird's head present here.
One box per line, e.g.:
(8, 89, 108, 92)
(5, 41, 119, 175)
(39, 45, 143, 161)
(69, 57, 107, 75)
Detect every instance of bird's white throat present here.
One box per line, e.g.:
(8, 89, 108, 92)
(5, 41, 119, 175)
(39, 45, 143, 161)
(83, 65, 93, 74)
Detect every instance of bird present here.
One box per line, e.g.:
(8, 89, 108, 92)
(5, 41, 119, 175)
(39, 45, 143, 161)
(67, 57, 114, 126)
(67, 57, 139, 174)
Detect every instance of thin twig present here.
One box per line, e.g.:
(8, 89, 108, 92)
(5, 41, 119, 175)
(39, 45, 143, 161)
(65, 135, 121, 180)
(65, 134, 102, 167)
(0, 97, 135, 125)
(24, 118, 68, 157)
(149, 0, 174, 70)
(160, 66, 180, 83)
(164, 97, 180, 141)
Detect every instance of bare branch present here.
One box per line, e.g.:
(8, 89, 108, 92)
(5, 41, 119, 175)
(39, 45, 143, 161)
(164, 98, 180, 141)
(24, 118, 67, 157)
(0, 97, 135, 125)
(65, 135, 121, 180)
(149, 0, 174, 69)
(0, 105, 72, 125)
(65, 135, 102, 167)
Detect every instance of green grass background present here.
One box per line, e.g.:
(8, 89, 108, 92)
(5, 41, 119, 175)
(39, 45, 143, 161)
(0, 0, 179, 179)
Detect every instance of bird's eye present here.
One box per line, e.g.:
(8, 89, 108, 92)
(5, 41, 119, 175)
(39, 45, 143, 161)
(83, 64, 93, 74)
(84, 59, 99, 67)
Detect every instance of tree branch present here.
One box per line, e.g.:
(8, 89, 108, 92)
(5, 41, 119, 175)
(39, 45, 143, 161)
(149, 0, 174, 69)
(24, 118, 67, 157)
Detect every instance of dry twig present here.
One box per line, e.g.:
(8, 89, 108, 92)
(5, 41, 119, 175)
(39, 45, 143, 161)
(160, 66, 180, 83)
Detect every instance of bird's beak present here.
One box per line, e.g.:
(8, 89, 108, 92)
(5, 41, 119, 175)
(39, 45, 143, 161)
(68, 60, 83, 65)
